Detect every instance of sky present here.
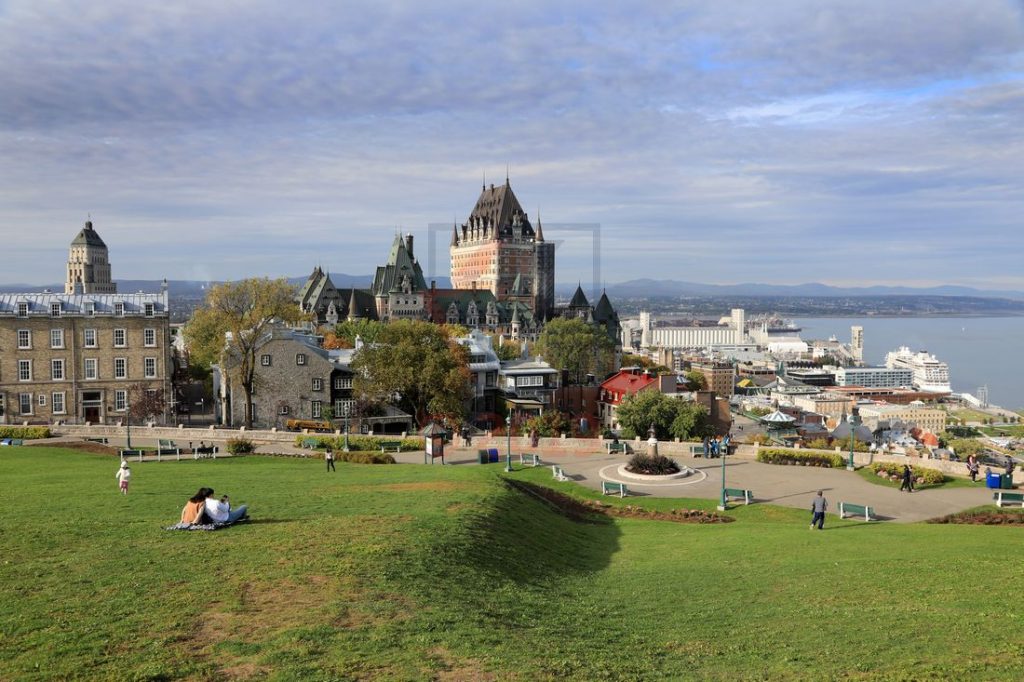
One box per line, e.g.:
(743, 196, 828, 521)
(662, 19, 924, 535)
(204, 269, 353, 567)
(1, 0, 1023, 290)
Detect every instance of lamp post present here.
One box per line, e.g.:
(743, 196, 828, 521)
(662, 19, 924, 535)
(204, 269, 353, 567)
(847, 413, 859, 471)
(718, 434, 727, 511)
(343, 403, 351, 452)
(505, 413, 513, 472)
(125, 393, 132, 450)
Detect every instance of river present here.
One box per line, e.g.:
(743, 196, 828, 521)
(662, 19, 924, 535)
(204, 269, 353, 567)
(793, 316, 1024, 409)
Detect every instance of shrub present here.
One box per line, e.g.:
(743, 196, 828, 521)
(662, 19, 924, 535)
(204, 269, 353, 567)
(0, 426, 51, 439)
(869, 462, 946, 486)
(757, 448, 845, 468)
(626, 453, 681, 475)
(294, 435, 420, 451)
(225, 438, 255, 455)
(336, 451, 396, 464)
(524, 410, 569, 437)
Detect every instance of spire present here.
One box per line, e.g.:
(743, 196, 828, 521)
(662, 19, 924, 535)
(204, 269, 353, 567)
(347, 288, 362, 321)
(451, 221, 460, 247)
(535, 209, 544, 242)
(505, 163, 510, 185)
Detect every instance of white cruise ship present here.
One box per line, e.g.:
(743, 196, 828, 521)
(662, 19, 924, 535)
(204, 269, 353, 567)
(884, 346, 951, 393)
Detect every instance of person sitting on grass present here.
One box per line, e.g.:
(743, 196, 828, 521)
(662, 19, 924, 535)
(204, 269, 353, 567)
(203, 489, 249, 524)
(180, 488, 213, 525)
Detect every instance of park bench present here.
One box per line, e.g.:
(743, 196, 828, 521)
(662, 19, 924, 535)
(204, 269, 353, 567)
(380, 440, 402, 454)
(10, 439, 24, 446)
(724, 487, 754, 505)
(119, 448, 144, 461)
(838, 502, 876, 521)
(519, 453, 541, 467)
(993, 491, 1024, 508)
(301, 437, 319, 450)
(84, 437, 109, 445)
(602, 481, 629, 498)
(607, 441, 629, 455)
(158, 439, 180, 456)
(551, 465, 568, 482)
(689, 445, 706, 457)
(193, 445, 218, 459)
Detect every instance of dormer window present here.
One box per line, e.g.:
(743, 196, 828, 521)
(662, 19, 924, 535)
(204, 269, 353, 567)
(144, 302, 154, 317)
(17, 302, 28, 317)
(114, 302, 125, 316)
(85, 301, 96, 316)
(50, 302, 62, 317)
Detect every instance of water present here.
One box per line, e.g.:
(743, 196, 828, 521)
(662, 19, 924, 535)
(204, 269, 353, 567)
(794, 316, 1024, 409)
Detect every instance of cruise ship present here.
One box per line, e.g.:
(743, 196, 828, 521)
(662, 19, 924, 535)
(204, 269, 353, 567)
(884, 346, 951, 393)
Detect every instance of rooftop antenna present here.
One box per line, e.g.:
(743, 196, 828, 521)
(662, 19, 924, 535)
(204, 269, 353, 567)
(506, 163, 510, 184)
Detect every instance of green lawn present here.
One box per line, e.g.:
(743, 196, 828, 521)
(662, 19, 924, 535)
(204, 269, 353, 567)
(2, 447, 1024, 680)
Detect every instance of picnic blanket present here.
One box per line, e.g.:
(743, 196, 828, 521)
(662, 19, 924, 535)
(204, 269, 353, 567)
(164, 518, 250, 531)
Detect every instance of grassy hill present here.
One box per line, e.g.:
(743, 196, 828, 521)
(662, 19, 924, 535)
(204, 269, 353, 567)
(1, 447, 1022, 680)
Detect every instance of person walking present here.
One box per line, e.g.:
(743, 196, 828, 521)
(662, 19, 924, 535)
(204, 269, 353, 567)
(900, 463, 914, 492)
(325, 447, 336, 472)
(966, 454, 979, 482)
(810, 490, 828, 529)
(701, 436, 709, 458)
(115, 461, 131, 495)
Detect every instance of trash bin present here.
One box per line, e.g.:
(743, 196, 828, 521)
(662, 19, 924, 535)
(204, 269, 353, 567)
(1001, 474, 1014, 490)
(986, 472, 1002, 489)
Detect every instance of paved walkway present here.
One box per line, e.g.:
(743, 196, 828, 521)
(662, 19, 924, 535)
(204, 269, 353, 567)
(400, 447, 994, 523)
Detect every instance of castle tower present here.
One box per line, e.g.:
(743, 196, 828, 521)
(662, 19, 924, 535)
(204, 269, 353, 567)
(65, 220, 116, 294)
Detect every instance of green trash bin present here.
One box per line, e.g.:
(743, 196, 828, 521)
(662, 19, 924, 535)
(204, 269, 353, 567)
(1001, 474, 1014, 489)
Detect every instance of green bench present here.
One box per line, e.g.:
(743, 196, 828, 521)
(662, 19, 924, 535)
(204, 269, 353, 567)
(11, 439, 24, 446)
(606, 441, 629, 455)
(519, 453, 541, 467)
(551, 465, 568, 481)
(301, 437, 320, 450)
(993, 491, 1024, 508)
(380, 440, 402, 454)
(602, 481, 629, 498)
(724, 487, 754, 505)
(84, 437, 109, 445)
(838, 502, 876, 521)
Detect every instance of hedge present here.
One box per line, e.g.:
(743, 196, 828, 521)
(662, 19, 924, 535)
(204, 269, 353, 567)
(0, 426, 51, 440)
(757, 448, 845, 468)
(226, 438, 255, 455)
(869, 462, 946, 486)
(293, 435, 421, 452)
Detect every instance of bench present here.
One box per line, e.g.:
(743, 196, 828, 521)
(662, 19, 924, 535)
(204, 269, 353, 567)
(993, 491, 1024, 508)
(119, 448, 144, 461)
(724, 487, 754, 505)
(158, 439, 180, 455)
(519, 453, 541, 467)
(602, 481, 628, 498)
(551, 465, 568, 482)
(380, 441, 402, 454)
(689, 445, 706, 457)
(84, 437, 109, 445)
(10, 439, 24, 446)
(607, 442, 629, 455)
(838, 502, 876, 521)
(193, 445, 218, 459)
(301, 438, 320, 450)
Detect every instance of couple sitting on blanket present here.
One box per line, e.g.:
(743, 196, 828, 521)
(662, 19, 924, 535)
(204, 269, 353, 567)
(180, 488, 249, 525)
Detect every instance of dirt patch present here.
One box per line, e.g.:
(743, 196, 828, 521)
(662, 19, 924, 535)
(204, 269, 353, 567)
(929, 510, 1024, 525)
(506, 479, 732, 524)
(35, 440, 120, 456)
(348, 481, 477, 494)
(219, 661, 271, 680)
(428, 647, 497, 682)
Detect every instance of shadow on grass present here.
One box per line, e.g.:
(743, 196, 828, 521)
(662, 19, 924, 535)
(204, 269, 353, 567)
(246, 518, 292, 525)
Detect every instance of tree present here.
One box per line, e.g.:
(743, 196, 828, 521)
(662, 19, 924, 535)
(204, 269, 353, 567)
(535, 318, 615, 385)
(184, 278, 302, 428)
(670, 401, 714, 440)
(615, 390, 680, 440)
(684, 370, 708, 391)
(523, 410, 570, 437)
(127, 384, 166, 425)
(334, 319, 387, 346)
(351, 320, 471, 427)
(440, 323, 471, 339)
(492, 335, 524, 362)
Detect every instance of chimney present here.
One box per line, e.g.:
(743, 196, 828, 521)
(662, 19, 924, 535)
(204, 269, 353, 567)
(430, 280, 436, 291)
(405, 233, 414, 257)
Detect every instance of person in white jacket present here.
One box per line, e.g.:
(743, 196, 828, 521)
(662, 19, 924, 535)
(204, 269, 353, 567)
(115, 462, 131, 495)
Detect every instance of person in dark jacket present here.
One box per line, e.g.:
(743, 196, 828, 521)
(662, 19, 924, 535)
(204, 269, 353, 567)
(900, 464, 914, 492)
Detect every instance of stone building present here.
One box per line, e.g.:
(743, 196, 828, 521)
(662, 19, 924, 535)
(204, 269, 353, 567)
(65, 220, 116, 294)
(0, 291, 172, 425)
(297, 266, 377, 325)
(371, 234, 429, 321)
(555, 285, 623, 353)
(449, 178, 555, 320)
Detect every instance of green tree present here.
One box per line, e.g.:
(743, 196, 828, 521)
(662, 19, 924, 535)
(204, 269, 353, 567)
(334, 319, 388, 346)
(492, 335, 524, 362)
(351, 320, 471, 427)
(536, 318, 615, 385)
(523, 410, 570, 437)
(183, 278, 302, 428)
(684, 370, 708, 391)
(615, 391, 680, 440)
(670, 401, 714, 440)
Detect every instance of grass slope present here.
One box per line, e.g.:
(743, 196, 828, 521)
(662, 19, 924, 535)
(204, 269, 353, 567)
(1, 447, 1023, 680)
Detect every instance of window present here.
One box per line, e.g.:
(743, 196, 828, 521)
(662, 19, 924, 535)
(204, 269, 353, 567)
(84, 358, 98, 380)
(17, 329, 31, 349)
(18, 360, 31, 381)
(38, 393, 46, 407)
(279, 404, 290, 415)
(113, 329, 126, 347)
(114, 302, 125, 316)
(84, 328, 97, 347)
(516, 375, 543, 387)
(144, 328, 156, 347)
(51, 359, 65, 381)
(50, 329, 64, 349)
(52, 392, 65, 414)
(144, 357, 157, 378)
(334, 376, 352, 390)
(114, 390, 127, 411)
(144, 302, 154, 317)
(17, 302, 28, 317)
(114, 358, 127, 379)
(296, 353, 307, 366)
(312, 377, 323, 392)
(85, 301, 96, 316)
(311, 400, 322, 418)
(261, 354, 272, 367)
(50, 302, 62, 317)
(19, 393, 32, 414)
(335, 399, 355, 416)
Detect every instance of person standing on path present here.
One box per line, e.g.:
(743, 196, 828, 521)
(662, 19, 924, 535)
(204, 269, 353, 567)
(115, 461, 131, 495)
(900, 464, 914, 492)
(810, 491, 827, 529)
(966, 454, 979, 482)
(325, 447, 336, 472)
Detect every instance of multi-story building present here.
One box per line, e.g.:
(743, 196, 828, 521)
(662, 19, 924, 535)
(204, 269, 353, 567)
(856, 403, 947, 434)
(454, 330, 501, 417)
(297, 266, 378, 325)
(499, 356, 560, 408)
(0, 291, 172, 425)
(690, 360, 736, 397)
(598, 368, 674, 431)
(65, 220, 116, 294)
(835, 366, 914, 389)
(450, 178, 555, 320)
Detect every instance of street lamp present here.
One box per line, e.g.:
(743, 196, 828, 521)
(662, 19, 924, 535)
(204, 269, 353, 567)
(125, 393, 132, 450)
(505, 413, 513, 472)
(718, 434, 727, 511)
(847, 413, 859, 471)
(343, 403, 351, 452)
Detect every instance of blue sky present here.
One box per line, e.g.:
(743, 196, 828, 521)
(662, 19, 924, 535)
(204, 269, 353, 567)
(1, 0, 1022, 289)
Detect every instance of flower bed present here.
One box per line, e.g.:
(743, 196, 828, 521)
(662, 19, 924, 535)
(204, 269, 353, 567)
(756, 448, 845, 468)
(869, 462, 945, 486)
(929, 509, 1024, 525)
(625, 453, 681, 475)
